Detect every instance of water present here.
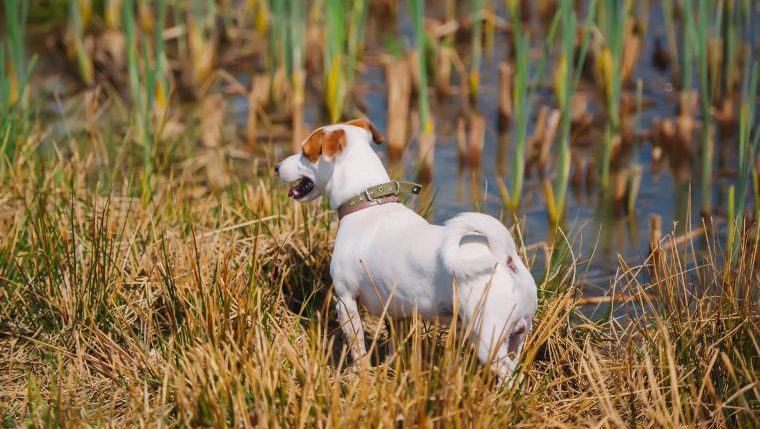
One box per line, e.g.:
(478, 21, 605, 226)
(320, 3, 744, 291)
(28, 2, 752, 297)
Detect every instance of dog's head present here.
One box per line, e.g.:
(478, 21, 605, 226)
(275, 119, 385, 203)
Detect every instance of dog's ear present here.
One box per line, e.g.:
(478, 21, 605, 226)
(322, 129, 346, 160)
(302, 128, 325, 163)
(344, 119, 384, 144)
(301, 128, 346, 162)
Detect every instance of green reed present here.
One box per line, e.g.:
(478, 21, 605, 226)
(324, 0, 367, 122)
(1, 0, 33, 162)
(503, 0, 557, 209)
(689, 0, 719, 213)
(660, 0, 679, 82)
(627, 78, 643, 215)
(123, 0, 169, 192)
(597, 0, 625, 190)
(729, 61, 758, 263)
(269, 2, 304, 98)
(411, 0, 432, 134)
(468, 0, 487, 101)
(550, 0, 595, 224)
(69, 0, 94, 85)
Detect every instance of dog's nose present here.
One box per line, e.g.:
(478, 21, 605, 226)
(274, 163, 280, 173)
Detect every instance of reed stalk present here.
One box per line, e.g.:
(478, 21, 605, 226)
(123, 0, 169, 193)
(690, 0, 717, 213)
(504, 0, 528, 208)
(105, 0, 122, 29)
(468, 0, 487, 102)
(597, 0, 625, 190)
(324, 0, 367, 122)
(411, 0, 434, 181)
(626, 78, 643, 215)
(549, 0, 595, 224)
(730, 61, 758, 262)
(269, 0, 305, 149)
(504, 0, 558, 209)
(1, 0, 33, 162)
(660, 0, 679, 81)
(186, 0, 217, 91)
(2, 0, 30, 110)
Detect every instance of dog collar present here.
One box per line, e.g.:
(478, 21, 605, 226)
(337, 180, 423, 220)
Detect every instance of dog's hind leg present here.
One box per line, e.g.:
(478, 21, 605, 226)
(335, 293, 368, 368)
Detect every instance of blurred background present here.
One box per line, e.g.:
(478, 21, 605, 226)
(2, 0, 759, 290)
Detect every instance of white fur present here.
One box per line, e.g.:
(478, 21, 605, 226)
(276, 124, 538, 381)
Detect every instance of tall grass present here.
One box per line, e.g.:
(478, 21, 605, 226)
(1, 133, 758, 425)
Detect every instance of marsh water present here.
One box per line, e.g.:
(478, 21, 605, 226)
(28, 2, 755, 298)
(251, 3, 750, 295)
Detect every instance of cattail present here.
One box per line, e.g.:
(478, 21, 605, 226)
(247, 74, 270, 149)
(612, 168, 629, 214)
(456, 117, 467, 168)
(571, 152, 584, 189)
(435, 47, 453, 97)
(649, 214, 663, 257)
(496, 127, 508, 177)
(386, 60, 411, 161)
(498, 62, 513, 127)
(539, 109, 560, 172)
(467, 112, 486, 168)
(418, 131, 435, 183)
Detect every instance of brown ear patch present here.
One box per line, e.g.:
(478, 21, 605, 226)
(302, 129, 325, 163)
(344, 119, 385, 144)
(323, 129, 346, 159)
(301, 128, 346, 162)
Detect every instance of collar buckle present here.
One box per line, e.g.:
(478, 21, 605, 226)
(364, 189, 375, 202)
(391, 180, 401, 195)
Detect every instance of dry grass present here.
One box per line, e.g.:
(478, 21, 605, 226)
(0, 120, 758, 427)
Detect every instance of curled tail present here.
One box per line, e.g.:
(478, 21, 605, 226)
(441, 213, 516, 279)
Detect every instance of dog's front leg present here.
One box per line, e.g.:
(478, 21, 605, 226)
(335, 294, 368, 369)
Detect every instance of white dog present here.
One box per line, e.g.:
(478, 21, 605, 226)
(276, 119, 537, 381)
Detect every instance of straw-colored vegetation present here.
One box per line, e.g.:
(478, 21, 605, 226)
(1, 0, 759, 426)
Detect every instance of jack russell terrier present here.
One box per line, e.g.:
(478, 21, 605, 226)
(275, 119, 537, 381)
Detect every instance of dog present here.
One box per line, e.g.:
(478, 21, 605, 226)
(275, 119, 537, 381)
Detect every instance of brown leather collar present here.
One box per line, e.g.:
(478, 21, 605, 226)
(337, 195, 400, 220)
(336, 180, 422, 220)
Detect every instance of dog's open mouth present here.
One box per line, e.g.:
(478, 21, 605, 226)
(288, 177, 314, 199)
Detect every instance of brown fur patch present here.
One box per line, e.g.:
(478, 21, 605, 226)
(302, 129, 325, 163)
(301, 128, 346, 162)
(344, 119, 385, 144)
(323, 129, 346, 159)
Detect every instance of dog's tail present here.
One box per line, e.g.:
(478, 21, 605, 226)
(441, 213, 515, 280)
